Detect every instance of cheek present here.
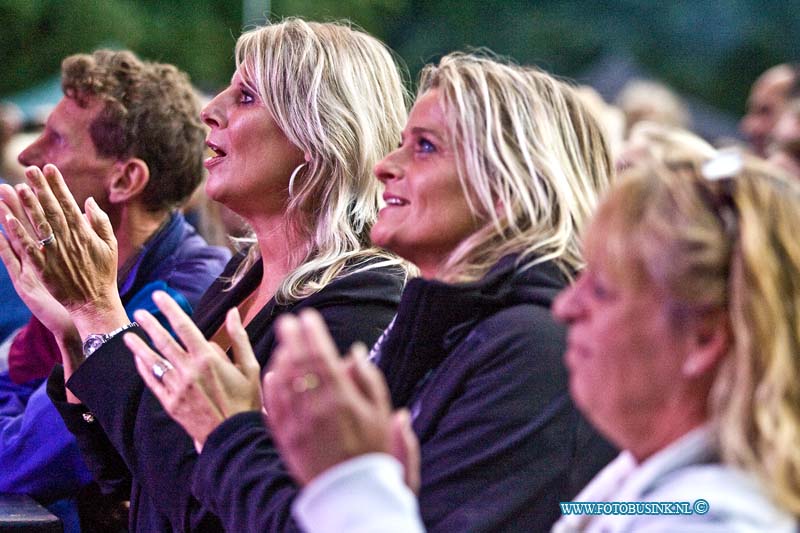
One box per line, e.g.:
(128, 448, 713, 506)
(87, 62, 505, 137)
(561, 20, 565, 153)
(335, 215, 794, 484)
(569, 352, 620, 409)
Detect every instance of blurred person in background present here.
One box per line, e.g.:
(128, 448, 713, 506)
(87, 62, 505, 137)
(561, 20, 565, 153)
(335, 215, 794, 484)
(0, 50, 230, 532)
(767, 71, 800, 179)
(616, 79, 690, 137)
(4, 18, 411, 532)
(616, 121, 716, 172)
(740, 63, 796, 157)
(130, 51, 617, 532)
(0, 103, 24, 184)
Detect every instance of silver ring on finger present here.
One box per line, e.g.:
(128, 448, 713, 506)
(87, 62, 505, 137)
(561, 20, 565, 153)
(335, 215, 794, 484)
(152, 360, 174, 383)
(37, 233, 56, 248)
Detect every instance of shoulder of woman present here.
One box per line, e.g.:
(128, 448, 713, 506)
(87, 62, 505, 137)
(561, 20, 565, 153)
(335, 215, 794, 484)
(642, 464, 796, 530)
(469, 302, 565, 349)
(318, 261, 406, 300)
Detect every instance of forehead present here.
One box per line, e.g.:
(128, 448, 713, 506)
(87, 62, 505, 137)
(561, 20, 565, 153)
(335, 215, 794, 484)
(584, 205, 649, 291)
(407, 89, 447, 131)
(751, 77, 790, 108)
(48, 96, 103, 131)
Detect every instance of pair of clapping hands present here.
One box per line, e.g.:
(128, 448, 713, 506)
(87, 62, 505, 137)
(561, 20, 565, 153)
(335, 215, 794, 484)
(129, 293, 421, 491)
(0, 165, 120, 399)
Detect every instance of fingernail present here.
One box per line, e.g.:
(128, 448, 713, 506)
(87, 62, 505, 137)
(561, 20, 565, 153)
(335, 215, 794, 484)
(4, 214, 16, 227)
(351, 342, 368, 360)
(400, 408, 412, 428)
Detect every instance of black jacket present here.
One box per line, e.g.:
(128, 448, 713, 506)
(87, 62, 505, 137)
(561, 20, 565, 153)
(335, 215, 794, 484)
(188, 255, 614, 532)
(372, 255, 616, 532)
(48, 253, 405, 532)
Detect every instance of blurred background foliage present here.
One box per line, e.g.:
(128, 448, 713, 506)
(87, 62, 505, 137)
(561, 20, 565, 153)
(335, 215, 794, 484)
(1, 0, 798, 115)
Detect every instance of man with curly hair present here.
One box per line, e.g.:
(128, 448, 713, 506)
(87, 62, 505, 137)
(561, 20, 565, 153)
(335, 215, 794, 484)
(0, 50, 230, 532)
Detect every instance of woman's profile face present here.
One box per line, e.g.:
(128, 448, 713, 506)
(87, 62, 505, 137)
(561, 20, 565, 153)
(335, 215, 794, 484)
(201, 68, 305, 218)
(371, 89, 479, 278)
(552, 220, 692, 453)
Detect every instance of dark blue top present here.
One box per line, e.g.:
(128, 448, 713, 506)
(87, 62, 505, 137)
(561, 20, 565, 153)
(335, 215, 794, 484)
(0, 212, 230, 530)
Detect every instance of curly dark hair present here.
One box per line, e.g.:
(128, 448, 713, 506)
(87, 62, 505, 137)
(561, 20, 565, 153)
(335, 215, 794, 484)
(61, 50, 206, 212)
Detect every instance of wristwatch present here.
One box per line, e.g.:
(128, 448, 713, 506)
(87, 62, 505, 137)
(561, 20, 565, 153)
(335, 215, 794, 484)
(82, 322, 139, 358)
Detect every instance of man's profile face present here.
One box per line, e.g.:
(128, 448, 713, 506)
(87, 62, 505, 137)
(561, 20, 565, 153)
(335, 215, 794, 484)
(740, 69, 793, 157)
(18, 96, 117, 211)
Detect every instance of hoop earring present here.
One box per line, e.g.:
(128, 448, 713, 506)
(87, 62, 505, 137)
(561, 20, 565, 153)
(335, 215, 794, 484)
(288, 163, 306, 199)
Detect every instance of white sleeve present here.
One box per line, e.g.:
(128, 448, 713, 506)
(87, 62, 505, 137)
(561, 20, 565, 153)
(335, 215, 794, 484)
(292, 453, 426, 533)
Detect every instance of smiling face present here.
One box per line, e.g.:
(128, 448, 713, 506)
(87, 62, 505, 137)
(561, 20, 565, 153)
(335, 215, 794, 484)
(18, 96, 117, 211)
(201, 69, 305, 219)
(370, 90, 480, 278)
(552, 217, 694, 456)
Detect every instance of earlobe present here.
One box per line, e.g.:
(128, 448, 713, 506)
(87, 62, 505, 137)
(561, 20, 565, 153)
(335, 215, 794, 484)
(108, 158, 150, 204)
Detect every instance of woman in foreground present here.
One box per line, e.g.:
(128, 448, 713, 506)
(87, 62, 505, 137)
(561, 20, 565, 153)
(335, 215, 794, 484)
(130, 52, 617, 531)
(551, 152, 800, 531)
(3, 19, 410, 531)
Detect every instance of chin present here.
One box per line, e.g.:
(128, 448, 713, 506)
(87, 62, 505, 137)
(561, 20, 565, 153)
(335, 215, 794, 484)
(370, 226, 392, 249)
(568, 376, 592, 415)
(204, 179, 229, 203)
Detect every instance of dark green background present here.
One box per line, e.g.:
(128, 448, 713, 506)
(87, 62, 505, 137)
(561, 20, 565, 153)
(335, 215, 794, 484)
(2, 0, 798, 116)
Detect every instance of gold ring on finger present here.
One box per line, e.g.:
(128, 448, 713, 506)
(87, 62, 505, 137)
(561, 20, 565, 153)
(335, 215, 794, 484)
(291, 372, 320, 393)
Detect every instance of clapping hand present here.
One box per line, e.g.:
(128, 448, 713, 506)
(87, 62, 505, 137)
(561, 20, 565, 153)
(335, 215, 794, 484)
(127, 290, 262, 452)
(264, 309, 420, 492)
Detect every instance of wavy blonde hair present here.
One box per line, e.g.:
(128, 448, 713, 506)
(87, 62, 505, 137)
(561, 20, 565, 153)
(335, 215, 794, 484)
(230, 18, 411, 301)
(418, 53, 614, 282)
(599, 156, 800, 514)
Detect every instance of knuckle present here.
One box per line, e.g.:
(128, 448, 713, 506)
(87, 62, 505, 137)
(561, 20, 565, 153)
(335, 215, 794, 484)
(174, 321, 194, 338)
(194, 357, 211, 374)
(153, 336, 173, 355)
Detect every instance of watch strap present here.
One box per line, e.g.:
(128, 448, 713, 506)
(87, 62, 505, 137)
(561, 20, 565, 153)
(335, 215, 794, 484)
(82, 322, 139, 358)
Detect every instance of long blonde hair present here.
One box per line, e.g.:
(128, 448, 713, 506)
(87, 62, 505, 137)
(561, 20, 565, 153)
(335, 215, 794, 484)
(418, 52, 613, 282)
(600, 156, 800, 514)
(231, 18, 411, 301)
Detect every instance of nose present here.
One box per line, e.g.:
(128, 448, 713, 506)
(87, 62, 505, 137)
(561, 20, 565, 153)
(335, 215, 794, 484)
(552, 276, 586, 324)
(201, 93, 226, 129)
(18, 135, 44, 168)
(373, 147, 404, 183)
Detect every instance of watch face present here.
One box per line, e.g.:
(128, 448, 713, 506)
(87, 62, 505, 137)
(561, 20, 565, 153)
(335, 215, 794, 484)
(83, 335, 105, 357)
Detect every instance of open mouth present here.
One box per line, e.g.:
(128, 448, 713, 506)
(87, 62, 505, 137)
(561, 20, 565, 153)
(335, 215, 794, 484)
(383, 194, 408, 207)
(204, 141, 227, 167)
